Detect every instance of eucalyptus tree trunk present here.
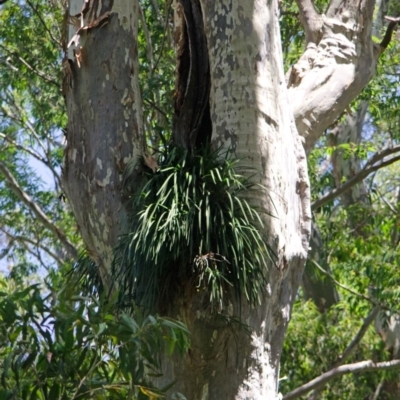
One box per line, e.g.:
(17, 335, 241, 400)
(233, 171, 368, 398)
(61, 0, 390, 397)
(158, 1, 311, 398)
(62, 0, 144, 285)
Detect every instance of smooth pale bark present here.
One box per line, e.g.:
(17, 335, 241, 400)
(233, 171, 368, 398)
(284, 359, 400, 400)
(63, 0, 144, 284)
(157, 1, 311, 399)
(288, 0, 382, 153)
(62, 0, 311, 397)
(61, 0, 398, 398)
(298, 0, 396, 311)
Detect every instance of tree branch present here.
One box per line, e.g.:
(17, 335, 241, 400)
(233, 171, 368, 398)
(26, 0, 63, 49)
(4, 233, 48, 271)
(294, 0, 322, 43)
(0, 162, 77, 260)
(380, 16, 400, 49)
(305, 306, 381, 400)
(1, 94, 61, 188)
(3, 231, 65, 267)
(372, 379, 384, 400)
(0, 131, 61, 186)
(312, 146, 400, 210)
(364, 145, 400, 168)
(331, 305, 380, 368)
(283, 359, 400, 400)
(138, 2, 154, 71)
(0, 132, 44, 162)
(1, 98, 49, 158)
(375, 187, 398, 215)
(310, 259, 388, 310)
(0, 44, 59, 87)
(150, 0, 173, 75)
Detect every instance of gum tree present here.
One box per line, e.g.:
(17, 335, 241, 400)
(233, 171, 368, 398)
(2, 0, 397, 398)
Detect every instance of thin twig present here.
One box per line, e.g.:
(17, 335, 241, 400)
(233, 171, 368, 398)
(310, 259, 387, 309)
(375, 187, 398, 215)
(0, 132, 43, 161)
(151, 0, 173, 74)
(1, 229, 46, 269)
(0, 132, 61, 186)
(139, 2, 154, 71)
(372, 379, 384, 400)
(2, 99, 49, 158)
(144, 98, 169, 119)
(0, 161, 77, 260)
(0, 227, 65, 266)
(0, 43, 59, 86)
(26, 0, 63, 48)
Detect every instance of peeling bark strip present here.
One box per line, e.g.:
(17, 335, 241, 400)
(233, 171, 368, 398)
(62, 0, 143, 282)
(173, 0, 211, 150)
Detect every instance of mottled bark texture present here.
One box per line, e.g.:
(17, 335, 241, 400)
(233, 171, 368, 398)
(158, 1, 311, 398)
(288, 0, 384, 153)
(61, 0, 400, 397)
(62, 0, 144, 284)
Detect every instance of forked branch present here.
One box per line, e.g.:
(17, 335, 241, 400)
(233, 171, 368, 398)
(294, 0, 322, 43)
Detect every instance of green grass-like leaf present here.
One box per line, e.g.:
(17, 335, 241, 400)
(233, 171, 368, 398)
(113, 146, 273, 310)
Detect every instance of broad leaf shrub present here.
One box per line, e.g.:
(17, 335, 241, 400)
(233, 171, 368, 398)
(0, 275, 189, 400)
